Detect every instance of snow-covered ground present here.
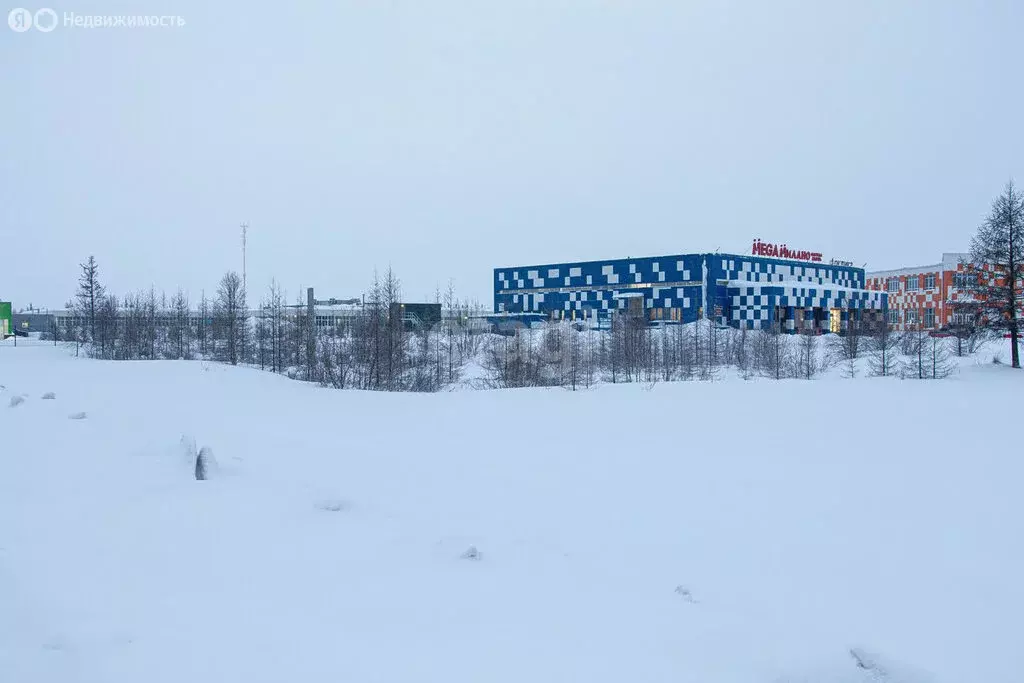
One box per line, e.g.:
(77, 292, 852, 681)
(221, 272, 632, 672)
(2, 338, 1022, 682)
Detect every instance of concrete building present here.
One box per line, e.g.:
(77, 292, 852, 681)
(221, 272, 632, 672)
(12, 311, 57, 336)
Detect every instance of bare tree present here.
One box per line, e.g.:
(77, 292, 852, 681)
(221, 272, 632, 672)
(900, 323, 928, 379)
(382, 267, 406, 391)
(167, 289, 192, 359)
(95, 294, 118, 360)
(582, 326, 597, 388)
(928, 335, 954, 379)
(866, 316, 900, 377)
(730, 326, 753, 379)
(562, 324, 584, 391)
(484, 327, 540, 389)
(968, 181, 1024, 368)
(444, 280, 457, 384)
(267, 281, 286, 373)
(796, 331, 819, 379)
(756, 320, 789, 379)
(196, 291, 210, 357)
(945, 301, 986, 357)
(319, 327, 353, 389)
(144, 287, 158, 360)
(901, 322, 953, 379)
(214, 271, 247, 365)
(676, 322, 696, 380)
(829, 313, 863, 363)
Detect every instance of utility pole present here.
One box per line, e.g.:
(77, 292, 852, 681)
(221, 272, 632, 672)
(241, 222, 249, 293)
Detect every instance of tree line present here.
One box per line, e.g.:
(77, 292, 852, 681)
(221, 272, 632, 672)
(480, 310, 964, 389)
(60, 262, 484, 392)
(57, 180, 1022, 389)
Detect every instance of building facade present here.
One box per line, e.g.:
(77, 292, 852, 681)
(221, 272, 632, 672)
(0, 302, 10, 338)
(494, 252, 887, 332)
(865, 253, 972, 331)
(12, 312, 55, 336)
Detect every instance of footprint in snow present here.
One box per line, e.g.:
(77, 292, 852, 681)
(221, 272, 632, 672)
(674, 586, 697, 603)
(316, 500, 349, 513)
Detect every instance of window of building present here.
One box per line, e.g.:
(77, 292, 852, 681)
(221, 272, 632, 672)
(954, 272, 972, 289)
(924, 307, 935, 328)
(925, 274, 936, 290)
(887, 309, 899, 325)
(906, 276, 920, 291)
(905, 309, 918, 325)
(952, 310, 975, 326)
(887, 278, 899, 292)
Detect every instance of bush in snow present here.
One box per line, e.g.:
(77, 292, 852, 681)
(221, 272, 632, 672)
(68, 412, 87, 420)
(42, 392, 56, 400)
(195, 446, 217, 481)
(460, 545, 481, 561)
(9, 395, 25, 408)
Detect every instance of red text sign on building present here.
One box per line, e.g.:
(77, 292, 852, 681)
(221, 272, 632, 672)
(752, 238, 822, 263)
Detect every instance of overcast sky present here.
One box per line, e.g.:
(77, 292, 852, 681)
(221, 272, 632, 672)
(3, 0, 1023, 309)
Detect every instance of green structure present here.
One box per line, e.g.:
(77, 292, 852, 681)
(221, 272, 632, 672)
(0, 302, 11, 339)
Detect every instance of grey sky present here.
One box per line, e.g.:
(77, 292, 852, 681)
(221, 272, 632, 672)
(3, 0, 1023, 310)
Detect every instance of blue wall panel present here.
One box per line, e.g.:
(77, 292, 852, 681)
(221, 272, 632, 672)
(495, 253, 887, 331)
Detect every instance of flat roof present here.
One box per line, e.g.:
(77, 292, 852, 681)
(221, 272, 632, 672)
(867, 253, 970, 278)
(494, 252, 860, 272)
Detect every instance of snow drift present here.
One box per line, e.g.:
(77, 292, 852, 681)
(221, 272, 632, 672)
(1, 341, 1021, 682)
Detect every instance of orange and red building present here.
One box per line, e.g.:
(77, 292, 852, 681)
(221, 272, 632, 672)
(865, 253, 976, 331)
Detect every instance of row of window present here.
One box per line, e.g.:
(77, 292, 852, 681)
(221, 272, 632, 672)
(887, 308, 937, 327)
(883, 272, 980, 292)
(885, 274, 938, 292)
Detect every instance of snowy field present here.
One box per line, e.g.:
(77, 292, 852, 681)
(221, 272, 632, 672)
(2, 339, 1022, 683)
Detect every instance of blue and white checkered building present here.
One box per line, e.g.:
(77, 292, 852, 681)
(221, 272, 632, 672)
(494, 253, 887, 332)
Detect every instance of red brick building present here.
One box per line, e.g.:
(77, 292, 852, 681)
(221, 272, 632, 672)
(866, 253, 975, 331)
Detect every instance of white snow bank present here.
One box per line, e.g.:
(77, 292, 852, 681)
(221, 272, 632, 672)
(0, 344, 1021, 682)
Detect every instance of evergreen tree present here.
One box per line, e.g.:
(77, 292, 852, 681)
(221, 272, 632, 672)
(76, 255, 105, 343)
(968, 181, 1024, 368)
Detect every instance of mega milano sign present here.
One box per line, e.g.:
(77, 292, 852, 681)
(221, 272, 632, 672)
(751, 238, 822, 263)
